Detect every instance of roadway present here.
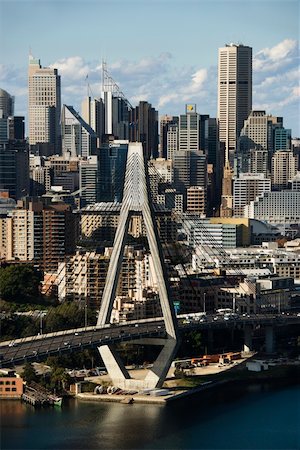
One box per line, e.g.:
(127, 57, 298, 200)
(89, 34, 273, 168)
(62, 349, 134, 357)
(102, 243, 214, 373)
(1, 313, 299, 367)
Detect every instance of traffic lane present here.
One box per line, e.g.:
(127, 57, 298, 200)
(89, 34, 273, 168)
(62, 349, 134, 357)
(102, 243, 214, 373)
(0, 324, 165, 360)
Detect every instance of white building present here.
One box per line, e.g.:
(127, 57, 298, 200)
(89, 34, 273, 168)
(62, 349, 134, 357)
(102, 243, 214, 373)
(28, 55, 61, 149)
(245, 191, 300, 225)
(218, 44, 252, 165)
(81, 96, 104, 141)
(271, 150, 298, 190)
(233, 173, 271, 217)
(167, 123, 179, 160)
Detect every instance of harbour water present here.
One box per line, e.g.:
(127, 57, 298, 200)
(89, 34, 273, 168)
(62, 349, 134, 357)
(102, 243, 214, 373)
(1, 381, 299, 450)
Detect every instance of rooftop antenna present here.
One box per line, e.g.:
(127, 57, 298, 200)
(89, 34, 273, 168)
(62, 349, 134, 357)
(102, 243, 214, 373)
(102, 60, 132, 109)
(85, 73, 94, 98)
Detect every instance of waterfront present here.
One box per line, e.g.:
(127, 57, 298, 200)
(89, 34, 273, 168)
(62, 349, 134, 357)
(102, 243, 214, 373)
(1, 380, 299, 450)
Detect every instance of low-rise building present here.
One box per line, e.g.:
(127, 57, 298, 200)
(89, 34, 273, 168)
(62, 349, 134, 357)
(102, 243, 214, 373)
(0, 371, 24, 399)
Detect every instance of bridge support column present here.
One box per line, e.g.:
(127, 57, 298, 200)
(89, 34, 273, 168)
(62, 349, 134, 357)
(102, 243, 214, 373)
(243, 326, 253, 353)
(98, 338, 178, 390)
(265, 326, 275, 354)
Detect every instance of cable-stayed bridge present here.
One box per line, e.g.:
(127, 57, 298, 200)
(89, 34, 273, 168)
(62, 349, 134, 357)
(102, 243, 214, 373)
(1, 314, 299, 369)
(1, 142, 299, 388)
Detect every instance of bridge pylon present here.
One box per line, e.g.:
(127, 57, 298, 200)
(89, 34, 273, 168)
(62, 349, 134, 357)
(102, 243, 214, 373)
(97, 142, 178, 389)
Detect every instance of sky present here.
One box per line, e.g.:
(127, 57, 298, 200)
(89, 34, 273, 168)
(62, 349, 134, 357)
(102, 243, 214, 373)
(0, 0, 299, 136)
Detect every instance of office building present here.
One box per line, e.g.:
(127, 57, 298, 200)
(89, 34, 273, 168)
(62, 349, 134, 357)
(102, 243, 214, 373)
(81, 96, 105, 143)
(249, 149, 269, 178)
(271, 150, 298, 190)
(245, 191, 300, 225)
(233, 173, 271, 217)
(129, 101, 159, 159)
(0, 142, 30, 199)
(274, 127, 291, 152)
(98, 140, 128, 202)
(167, 123, 179, 161)
(160, 115, 178, 158)
(186, 186, 206, 216)
(61, 105, 97, 158)
(6, 198, 76, 272)
(218, 44, 252, 166)
(0, 89, 14, 118)
(79, 156, 99, 207)
(173, 150, 207, 205)
(179, 104, 200, 152)
(28, 55, 61, 152)
(29, 155, 52, 196)
(238, 110, 285, 172)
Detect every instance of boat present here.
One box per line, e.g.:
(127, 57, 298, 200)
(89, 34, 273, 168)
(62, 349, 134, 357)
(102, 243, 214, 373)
(52, 396, 63, 407)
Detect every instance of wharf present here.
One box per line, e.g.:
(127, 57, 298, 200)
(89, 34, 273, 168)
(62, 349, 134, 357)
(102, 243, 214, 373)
(22, 382, 62, 407)
(76, 380, 226, 405)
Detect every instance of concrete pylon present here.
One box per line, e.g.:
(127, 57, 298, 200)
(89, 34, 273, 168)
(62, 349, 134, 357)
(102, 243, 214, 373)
(97, 142, 178, 389)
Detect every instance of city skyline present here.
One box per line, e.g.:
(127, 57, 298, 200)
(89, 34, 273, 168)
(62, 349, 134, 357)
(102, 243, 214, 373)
(0, 0, 299, 135)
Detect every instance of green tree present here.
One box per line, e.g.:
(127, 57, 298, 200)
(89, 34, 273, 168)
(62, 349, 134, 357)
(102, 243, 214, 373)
(0, 264, 43, 303)
(21, 363, 39, 383)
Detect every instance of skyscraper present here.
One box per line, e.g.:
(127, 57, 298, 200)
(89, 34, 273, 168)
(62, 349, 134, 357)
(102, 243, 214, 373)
(218, 44, 252, 166)
(0, 89, 14, 118)
(28, 54, 61, 152)
(81, 96, 105, 143)
(179, 104, 200, 152)
(129, 101, 159, 159)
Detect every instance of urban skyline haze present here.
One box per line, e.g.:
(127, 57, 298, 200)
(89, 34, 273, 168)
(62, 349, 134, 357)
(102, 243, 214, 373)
(0, 0, 299, 135)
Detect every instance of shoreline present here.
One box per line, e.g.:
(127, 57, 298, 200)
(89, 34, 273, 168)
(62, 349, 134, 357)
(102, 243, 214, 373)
(75, 363, 300, 405)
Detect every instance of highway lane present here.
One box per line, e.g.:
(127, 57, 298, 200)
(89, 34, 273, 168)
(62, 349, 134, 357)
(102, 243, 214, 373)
(1, 314, 299, 367)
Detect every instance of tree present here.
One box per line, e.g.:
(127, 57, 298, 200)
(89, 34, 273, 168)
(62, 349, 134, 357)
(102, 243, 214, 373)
(0, 264, 42, 303)
(21, 363, 39, 383)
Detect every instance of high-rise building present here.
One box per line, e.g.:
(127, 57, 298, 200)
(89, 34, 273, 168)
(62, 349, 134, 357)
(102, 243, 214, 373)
(274, 127, 291, 152)
(98, 140, 128, 202)
(0, 88, 14, 118)
(249, 149, 269, 178)
(167, 123, 179, 161)
(129, 101, 159, 159)
(28, 54, 61, 152)
(218, 44, 252, 166)
(271, 150, 298, 190)
(0, 142, 29, 199)
(79, 156, 99, 207)
(6, 198, 76, 271)
(173, 150, 207, 208)
(61, 105, 97, 158)
(238, 110, 285, 173)
(81, 96, 105, 143)
(179, 104, 200, 152)
(160, 115, 178, 158)
(233, 173, 271, 217)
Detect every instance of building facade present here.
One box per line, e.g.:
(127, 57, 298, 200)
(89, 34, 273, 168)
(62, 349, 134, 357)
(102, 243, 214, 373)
(218, 44, 252, 166)
(28, 55, 61, 152)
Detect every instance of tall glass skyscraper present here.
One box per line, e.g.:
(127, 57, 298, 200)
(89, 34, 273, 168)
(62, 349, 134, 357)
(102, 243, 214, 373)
(98, 141, 128, 202)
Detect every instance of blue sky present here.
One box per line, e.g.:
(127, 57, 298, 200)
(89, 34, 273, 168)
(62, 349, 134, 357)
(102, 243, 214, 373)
(0, 0, 299, 135)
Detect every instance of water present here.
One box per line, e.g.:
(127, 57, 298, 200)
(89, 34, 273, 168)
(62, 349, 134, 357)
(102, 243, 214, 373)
(1, 382, 299, 450)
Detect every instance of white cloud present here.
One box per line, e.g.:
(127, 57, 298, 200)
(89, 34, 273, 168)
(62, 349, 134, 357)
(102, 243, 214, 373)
(0, 38, 299, 135)
(253, 39, 298, 73)
(50, 56, 90, 81)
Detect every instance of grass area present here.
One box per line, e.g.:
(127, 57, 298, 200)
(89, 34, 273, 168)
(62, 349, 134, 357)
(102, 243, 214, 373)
(165, 363, 300, 390)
